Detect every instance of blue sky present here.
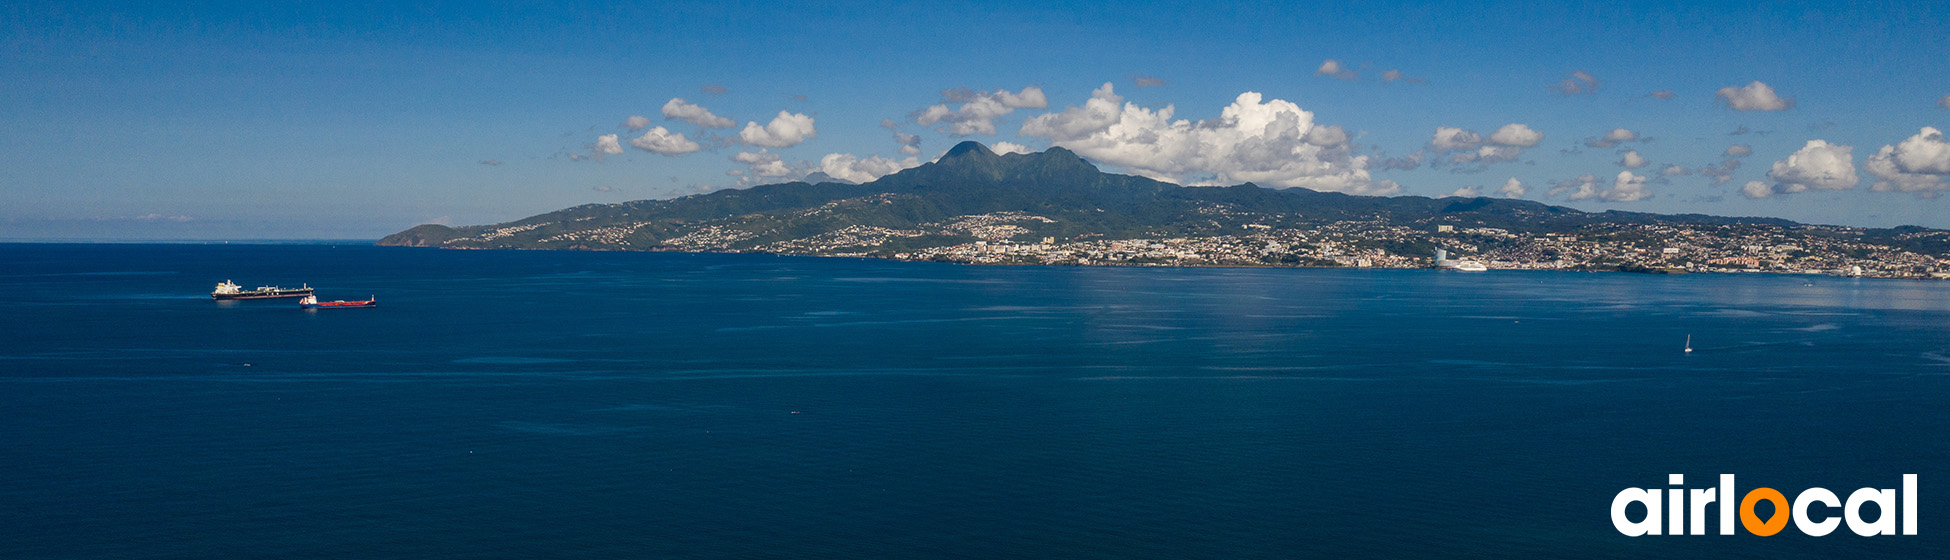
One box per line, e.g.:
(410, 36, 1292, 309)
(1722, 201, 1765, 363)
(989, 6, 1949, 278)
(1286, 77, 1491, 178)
(3, 0, 1947, 239)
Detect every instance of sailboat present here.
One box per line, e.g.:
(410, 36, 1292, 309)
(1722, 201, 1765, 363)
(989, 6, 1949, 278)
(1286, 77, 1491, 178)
(1684, 335, 1693, 353)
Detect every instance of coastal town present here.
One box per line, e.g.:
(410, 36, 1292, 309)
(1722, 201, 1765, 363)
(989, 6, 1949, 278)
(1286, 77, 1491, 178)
(874, 213, 1950, 279)
(482, 205, 1950, 279)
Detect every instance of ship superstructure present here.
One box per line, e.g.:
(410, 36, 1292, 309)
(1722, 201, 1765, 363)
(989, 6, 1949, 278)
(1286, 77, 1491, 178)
(211, 280, 314, 300)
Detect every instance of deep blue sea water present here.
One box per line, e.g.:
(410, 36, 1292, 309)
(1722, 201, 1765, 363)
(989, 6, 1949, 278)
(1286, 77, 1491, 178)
(3, 243, 1948, 558)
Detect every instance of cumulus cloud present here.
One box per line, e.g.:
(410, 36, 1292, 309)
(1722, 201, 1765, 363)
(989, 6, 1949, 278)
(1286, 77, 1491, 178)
(1717, 81, 1794, 111)
(1866, 127, 1950, 196)
(1428, 124, 1539, 168)
(1497, 177, 1526, 198)
(1019, 83, 1391, 194)
(738, 111, 817, 148)
(1741, 180, 1775, 199)
(1451, 185, 1482, 197)
(732, 150, 804, 179)
(1649, 90, 1677, 100)
(1608, 171, 1651, 201)
(630, 126, 702, 155)
(1134, 76, 1168, 87)
(1488, 124, 1543, 147)
(1431, 127, 1483, 152)
(881, 119, 924, 155)
(1306, 125, 1350, 147)
(1550, 171, 1651, 202)
(1617, 150, 1649, 168)
(913, 86, 1048, 136)
(662, 98, 735, 129)
(990, 142, 1035, 155)
(1700, 159, 1743, 185)
(1583, 128, 1639, 148)
(1375, 151, 1424, 171)
(593, 134, 624, 156)
(1758, 139, 1856, 195)
(1724, 144, 1753, 158)
(1475, 145, 1524, 164)
(1552, 71, 1599, 95)
(1315, 59, 1358, 81)
(1660, 165, 1690, 176)
(623, 115, 652, 130)
(818, 153, 923, 183)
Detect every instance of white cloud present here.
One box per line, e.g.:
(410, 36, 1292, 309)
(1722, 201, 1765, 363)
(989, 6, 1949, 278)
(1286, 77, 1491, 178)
(1431, 127, 1483, 152)
(1020, 83, 1390, 194)
(1724, 144, 1753, 158)
(1876, 127, 1950, 174)
(1584, 128, 1638, 148)
(1742, 180, 1775, 199)
(1451, 186, 1481, 197)
(1550, 171, 1651, 202)
(629, 126, 702, 155)
(913, 86, 1048, 136)
(1552, 71, 1599, 95)
(732, 150, 802, 178)
(818, 153, 922, 183)
(1488, 124, 1543, 147)
(1617, 150, 1648, 168)
(1660, 165, 1690, 176)
(1866, 127, 1950, 196)
(1476, 145, 1524, 163)
(1607, 171, 1652, 201)
(1429, 124, 1535, 168)
(1717, 81, 1794, 111)
(738, 111, 817, 148)
(1315, 59, 1357, 81)
(990, 141, 1035, 155)
(1497, 177, 1526, 198)
(623, 115, 652, 130)
(1762, 139, 1857, 195)
(594, 134, 624, 156)
(662, 98, 735, 129)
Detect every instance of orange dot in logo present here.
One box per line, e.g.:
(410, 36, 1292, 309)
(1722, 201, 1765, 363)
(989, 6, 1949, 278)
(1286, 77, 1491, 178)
(1740, 488, 1790, 536)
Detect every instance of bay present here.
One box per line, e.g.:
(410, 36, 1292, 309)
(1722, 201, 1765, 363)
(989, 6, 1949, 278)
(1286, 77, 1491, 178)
(2, 243, 1946, 558)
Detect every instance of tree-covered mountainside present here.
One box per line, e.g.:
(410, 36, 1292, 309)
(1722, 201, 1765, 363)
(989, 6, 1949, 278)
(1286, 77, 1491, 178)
(383, 141, 1791, 250)
(377, 141, 1950, 278)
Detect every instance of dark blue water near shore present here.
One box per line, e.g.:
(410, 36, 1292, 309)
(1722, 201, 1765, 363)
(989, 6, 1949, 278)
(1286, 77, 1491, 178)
(3, 243, 1948, 558)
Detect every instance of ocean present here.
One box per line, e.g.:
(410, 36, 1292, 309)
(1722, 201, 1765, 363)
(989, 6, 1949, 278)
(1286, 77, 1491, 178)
(2, 243, 1946, 558)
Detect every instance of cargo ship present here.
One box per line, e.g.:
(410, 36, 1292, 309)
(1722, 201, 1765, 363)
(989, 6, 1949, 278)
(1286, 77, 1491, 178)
(212, 280, 314, 300)
(299, 295, 376, 309)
